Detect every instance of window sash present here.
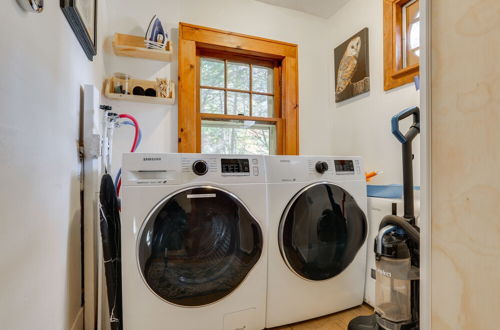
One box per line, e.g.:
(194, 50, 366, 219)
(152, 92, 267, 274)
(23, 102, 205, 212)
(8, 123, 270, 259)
(402, 0, 420, 68)
(199, 56, 277, 118)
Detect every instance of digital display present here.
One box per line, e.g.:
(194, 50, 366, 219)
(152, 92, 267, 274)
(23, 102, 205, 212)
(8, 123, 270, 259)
(221, 159, 250, 174)
(334, 160, 355, 173)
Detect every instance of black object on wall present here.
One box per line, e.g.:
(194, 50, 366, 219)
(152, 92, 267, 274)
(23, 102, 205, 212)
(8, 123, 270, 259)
(99, 174, 122, 330)
(60, 0, 97, 61)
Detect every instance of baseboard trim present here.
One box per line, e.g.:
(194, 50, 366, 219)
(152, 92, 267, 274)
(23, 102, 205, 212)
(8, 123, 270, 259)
(70, 307, 84, 330)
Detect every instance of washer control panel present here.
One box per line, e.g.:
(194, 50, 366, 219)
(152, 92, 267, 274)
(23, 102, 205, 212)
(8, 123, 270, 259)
(221, 158, 251, 176)
(122, 153, 266, 186)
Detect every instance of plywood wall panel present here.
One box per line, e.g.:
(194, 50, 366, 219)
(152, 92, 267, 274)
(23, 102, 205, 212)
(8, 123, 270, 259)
(431, 0, 500, 328)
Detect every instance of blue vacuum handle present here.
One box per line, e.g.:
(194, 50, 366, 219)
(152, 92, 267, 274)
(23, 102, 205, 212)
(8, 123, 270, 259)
(391, 106, 420, 144)
(392, 106, 420, 223)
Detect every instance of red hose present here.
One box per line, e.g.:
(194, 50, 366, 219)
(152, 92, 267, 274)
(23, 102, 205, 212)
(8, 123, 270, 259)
(117, 114, 140, 196)
(119, 114, 140, 152)
(117, 179, 122, 196)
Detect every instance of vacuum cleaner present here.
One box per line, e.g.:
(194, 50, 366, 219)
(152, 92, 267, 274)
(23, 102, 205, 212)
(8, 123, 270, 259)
(349, 106, 421, 330)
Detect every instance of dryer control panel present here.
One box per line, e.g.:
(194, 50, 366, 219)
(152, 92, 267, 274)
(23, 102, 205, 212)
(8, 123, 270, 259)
(266, 156, 364, 183)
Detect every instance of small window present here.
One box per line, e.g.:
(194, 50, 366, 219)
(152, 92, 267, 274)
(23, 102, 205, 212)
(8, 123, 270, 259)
(402, 0, 420, 68)
(178, 23, 299, 156)
(198, 54, 280, 155)
(383, 0, 420, 90)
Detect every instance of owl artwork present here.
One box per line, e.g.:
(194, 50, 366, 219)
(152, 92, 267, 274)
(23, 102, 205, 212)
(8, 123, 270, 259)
(336, 36, 361, 95)
(334, 28, 370, 103)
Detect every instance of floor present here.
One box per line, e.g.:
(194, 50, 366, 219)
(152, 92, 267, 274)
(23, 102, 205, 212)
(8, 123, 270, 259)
(269, 304, 374, 330)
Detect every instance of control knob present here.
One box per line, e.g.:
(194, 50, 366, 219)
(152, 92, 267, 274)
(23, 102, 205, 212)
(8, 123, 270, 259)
(192, 160, 208, 176)
(315, 161, 329, 174)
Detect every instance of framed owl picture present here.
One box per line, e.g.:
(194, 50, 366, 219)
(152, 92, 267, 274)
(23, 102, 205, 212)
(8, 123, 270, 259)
(334, 28, 370, 103)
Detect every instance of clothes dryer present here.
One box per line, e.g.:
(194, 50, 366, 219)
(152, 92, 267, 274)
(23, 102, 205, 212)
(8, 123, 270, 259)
(265, 156, 368, 328)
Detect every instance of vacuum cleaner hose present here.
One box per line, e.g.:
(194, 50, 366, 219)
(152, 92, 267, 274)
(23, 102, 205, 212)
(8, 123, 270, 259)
(379, 214, 420, 246)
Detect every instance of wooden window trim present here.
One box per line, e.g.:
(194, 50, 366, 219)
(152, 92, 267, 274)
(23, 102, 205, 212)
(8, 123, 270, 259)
(178, 22, 299, 155)
(384, 0, 420, 91)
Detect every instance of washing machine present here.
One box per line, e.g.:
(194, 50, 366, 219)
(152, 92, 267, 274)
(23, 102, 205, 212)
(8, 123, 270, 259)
(265, 156, 368, 328)
(121, 153, 268, 330)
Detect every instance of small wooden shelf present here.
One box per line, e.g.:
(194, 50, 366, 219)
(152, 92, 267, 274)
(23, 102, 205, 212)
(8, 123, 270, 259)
(104, 77, 175, 105)
(112, 33, 173, 62)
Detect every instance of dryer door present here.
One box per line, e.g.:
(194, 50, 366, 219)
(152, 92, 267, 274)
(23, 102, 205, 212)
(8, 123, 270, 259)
(279, 183, 367, 281)
(137, 186, 263, 306)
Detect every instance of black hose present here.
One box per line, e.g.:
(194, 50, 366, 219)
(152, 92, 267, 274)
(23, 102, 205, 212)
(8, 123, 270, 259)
(379, 214, 420, 246)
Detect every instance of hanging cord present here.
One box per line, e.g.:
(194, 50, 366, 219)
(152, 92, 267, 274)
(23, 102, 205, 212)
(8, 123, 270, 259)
(114, 114, 141, 196)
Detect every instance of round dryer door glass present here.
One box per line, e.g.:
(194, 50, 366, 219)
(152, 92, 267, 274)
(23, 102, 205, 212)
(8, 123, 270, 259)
(279, 183, 367, 281)
(138, 186, 263, 306)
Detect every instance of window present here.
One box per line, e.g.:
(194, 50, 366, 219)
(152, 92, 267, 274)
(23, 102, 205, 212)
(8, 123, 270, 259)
(383, 0, 420, 90)
(178, 23, 299, 155)
(402, 0, 420, 68)
(199, 55, 278, 154)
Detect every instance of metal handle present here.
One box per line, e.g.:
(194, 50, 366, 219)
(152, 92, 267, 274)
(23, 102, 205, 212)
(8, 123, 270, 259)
(391, 106, 420, 144)
(187, 194, 217, 199)
(376, 225, 397, 255)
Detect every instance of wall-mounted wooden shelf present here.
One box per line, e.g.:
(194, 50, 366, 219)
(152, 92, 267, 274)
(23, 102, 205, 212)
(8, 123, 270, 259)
(112, 33, 173, 62)
(104, 77, 175, 105)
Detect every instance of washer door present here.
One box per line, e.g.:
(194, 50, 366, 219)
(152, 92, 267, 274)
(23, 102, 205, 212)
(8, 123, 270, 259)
(137, 186, 263, 306)
(279, 183, 367, 281)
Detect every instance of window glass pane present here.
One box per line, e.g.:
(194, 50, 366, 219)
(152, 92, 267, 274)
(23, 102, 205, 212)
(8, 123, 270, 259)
(409, 22, 420, 50)
(201, 58, 225, 88)
(227, 92, 250, 116)
(403, 0, 420, 68)
(406, 21, 420, 67)
(252, 66, 274, 93)
(200, 88, 224, 114)
(252, 94, 274, 117)
(227, 62, 250, 91)
(202, 120, 276, 155)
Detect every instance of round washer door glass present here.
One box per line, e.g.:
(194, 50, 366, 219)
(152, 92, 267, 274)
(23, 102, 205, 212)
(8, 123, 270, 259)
(279, 183, 367, 281)
(138, 187, 263, 306)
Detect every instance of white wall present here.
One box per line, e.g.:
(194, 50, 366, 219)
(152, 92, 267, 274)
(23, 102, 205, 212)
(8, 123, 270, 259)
(106, 0, 420, 187)
(0, 2, 108, 330)
(105, 0, 332, 174)
(328, 0, 420, 185)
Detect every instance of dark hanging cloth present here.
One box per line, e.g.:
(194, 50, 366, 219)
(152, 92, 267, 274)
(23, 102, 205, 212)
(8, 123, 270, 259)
(99, 174, 123, 330)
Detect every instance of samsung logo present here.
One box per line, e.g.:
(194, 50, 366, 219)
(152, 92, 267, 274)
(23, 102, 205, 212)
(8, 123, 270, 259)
(279, 159, 292, 163)
(143, 157, 162, 161)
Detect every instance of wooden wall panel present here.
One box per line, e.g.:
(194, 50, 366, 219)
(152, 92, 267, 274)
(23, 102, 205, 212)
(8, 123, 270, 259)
(178, 39, 197, 153)
(431, 0, 500, 328)
(282, 56, 299, 155)
(180, 23, 297, 58)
